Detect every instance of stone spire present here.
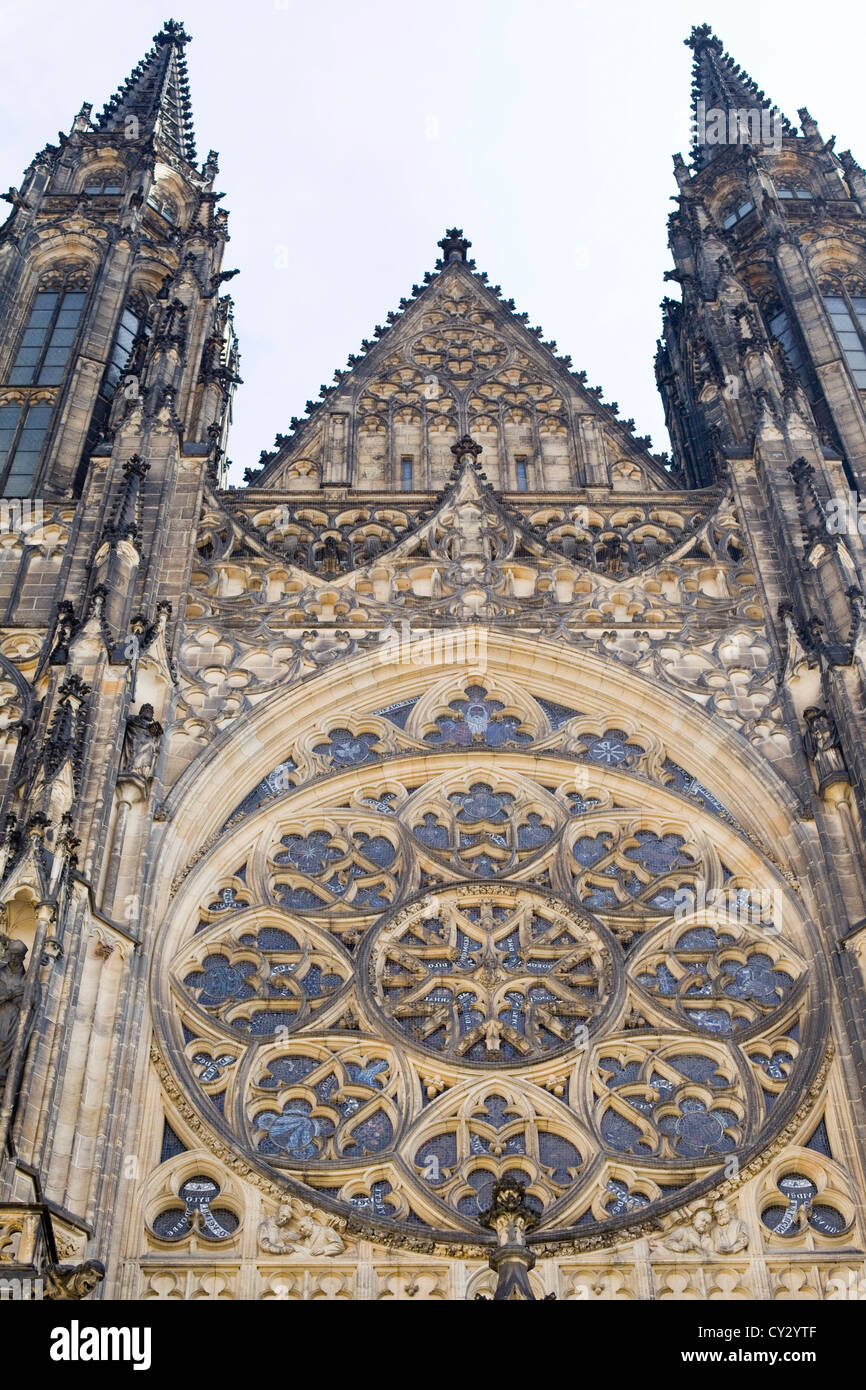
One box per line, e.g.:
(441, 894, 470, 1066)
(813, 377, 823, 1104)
(94, 18, 197, 164)
(103, 455, 150, 547)
(685, 24, 792, 169)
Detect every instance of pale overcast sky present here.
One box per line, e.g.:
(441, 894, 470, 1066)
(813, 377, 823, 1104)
(2, 0, 865, 484)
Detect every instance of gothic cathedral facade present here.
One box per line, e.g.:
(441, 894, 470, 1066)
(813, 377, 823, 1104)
(1, 20, 866, 1301)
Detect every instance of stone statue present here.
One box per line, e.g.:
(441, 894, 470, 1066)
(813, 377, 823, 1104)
(803, 706, 847, 788)
(0, 937, 28, 1090)
(660, 1200, 750, 1254)
(477, 1177, 545, 1301)
(295, 1212, 345, 1257)
(711, 1199, 750, 1253)
(660, 1204, 714, 1253)
(442, 502, 494, 563)
(121, 703, 164, 778)
(257, 1199, 345, 1257)
(44, 1259, 106, 1300)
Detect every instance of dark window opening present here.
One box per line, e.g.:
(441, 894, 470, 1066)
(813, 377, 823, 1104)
(764, 295, 848, 472)
(0, 402, 53, 496)
(768, 308, 804, 372)
(823, 290, 866, 389)
(82, 297, 151, 464)
(147, 192, 176, 224)
(6, 286, 87, 388)
(0, 272, 89, 495)
(84, 175, 124, 195)
(721, 199, 754, 230)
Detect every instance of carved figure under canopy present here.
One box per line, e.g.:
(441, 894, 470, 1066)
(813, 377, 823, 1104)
(0, 936, 28, 1089)
(121, 702, 164, 777)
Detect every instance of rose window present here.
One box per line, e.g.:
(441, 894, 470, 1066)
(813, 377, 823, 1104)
(158, 679, 826, 1247)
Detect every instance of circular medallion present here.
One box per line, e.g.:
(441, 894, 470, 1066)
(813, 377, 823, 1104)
(363, 884, 619, 1067)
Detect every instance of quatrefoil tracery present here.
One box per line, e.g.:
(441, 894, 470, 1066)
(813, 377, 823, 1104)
(631, 917, 806, 1036)
(245, 1038, 405, 1164)
(176, 914, 353, 1037)
(408, 1079, 594, 1220)
(592, 1041, 745, 1162)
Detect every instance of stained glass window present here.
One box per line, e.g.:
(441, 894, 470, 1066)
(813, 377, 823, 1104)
(82, 296, 151, 465)
(823, 291, 866, 388)
(0, 402, 53, 496)
(162, 677, 824, 1248)
(151, 1176, 239, 1242)
(0, 273, 89, 494)
(768, 307, 804, 372)
(5, 286, 87, 388)
(721, 199, 754, 229)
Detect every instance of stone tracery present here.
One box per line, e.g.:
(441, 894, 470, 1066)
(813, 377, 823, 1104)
(158, 672, 827, 1246)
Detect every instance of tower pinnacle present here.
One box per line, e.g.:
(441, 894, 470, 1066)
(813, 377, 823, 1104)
(94, 18, 196, 164)
(685, 24, 792, 168)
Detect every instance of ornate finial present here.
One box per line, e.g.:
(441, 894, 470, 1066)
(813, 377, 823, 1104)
(476, 1178, 549, 1301)
(685, 23, 792, 169)
(685, 23, 721, 51)
(26, 812, 50, 840)
(154, 18, 191, 46)
(788, 456, 811, 478)
(124, 453, 150, 480)
(57, 673, 89, 704)
(450, 435, 482, 466)
(103, 457, 150, 547)
(437, 227, 472, 264)
(95, 20, 196, 163)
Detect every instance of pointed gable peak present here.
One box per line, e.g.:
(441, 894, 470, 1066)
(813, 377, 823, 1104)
(417, 435, 537, 554)
(95, 18, 197, 165)
(685, 24, 793, 170)
(245, 228, 671, 491)
(447, 435, 491, 492)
